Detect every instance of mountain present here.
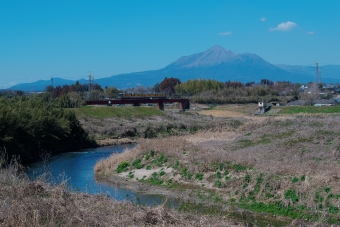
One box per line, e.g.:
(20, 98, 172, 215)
(9, 78, 88, 92)
(9, 45, 340, 91)
(159, 45, 296, 82)
(94, 45, 313, 88)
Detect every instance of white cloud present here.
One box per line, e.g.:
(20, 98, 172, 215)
(270, 21, 297, 32)
(218, 31, 232, 36)
(8, 82, 17, 86)
(260, 17, 266, 22)
(307, 31, 314, 35)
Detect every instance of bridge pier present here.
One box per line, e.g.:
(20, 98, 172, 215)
(179, 100, 190, 111)
(133, 101, 140, 107)
(158, 102, 164, 110)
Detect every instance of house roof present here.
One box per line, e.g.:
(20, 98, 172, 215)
(314, 99, 337, 105)
(287, 100, 305, 106)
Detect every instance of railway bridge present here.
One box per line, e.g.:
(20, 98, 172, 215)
(86, 98, 190, 111)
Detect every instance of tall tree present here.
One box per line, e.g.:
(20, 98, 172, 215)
(159, 77, 180, 96)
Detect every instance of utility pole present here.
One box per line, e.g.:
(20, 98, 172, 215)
(315, 61, 322, 85)
(309, 60, 322, 104)
(88, 72, 94, 100)
(88, 72, 91, 100)
(312, 61, 322, 94)
(51, 77, 54, 88)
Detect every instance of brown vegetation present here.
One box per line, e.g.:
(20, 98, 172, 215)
(95, 112, 340, 222)
(79, 110, 235, 141)
(160, 77, 181, 96)
(0, 153, 243, 227)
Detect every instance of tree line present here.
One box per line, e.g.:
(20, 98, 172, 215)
(39, 77, 301, 106)
(6, 76, 334, 108)
(171, 78, 300, 104)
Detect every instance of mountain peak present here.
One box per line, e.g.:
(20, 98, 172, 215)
(169, 45, 238, 68)
(208, 45, 225, 52)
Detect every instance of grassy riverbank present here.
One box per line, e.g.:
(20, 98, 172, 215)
(95, 110, 340, 225)
(272, 106, 340, 115)
(71, 106, 165, 118)
(0, 155, 243, 227)
(74, 105, 235, 142)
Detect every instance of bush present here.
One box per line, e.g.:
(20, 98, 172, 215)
(216, 171, 222, 179)
(132, 159, 144, 169)
(214, 180, 222, 188)
(291, 176, 299, 183)
(284, 189, 299, 204)
(116, 161, 129, 173)
(233, 164, 246, 172)
(181, 167, 188, 177)
(244, 173, 252, 183)
(195, 173, 203, 181)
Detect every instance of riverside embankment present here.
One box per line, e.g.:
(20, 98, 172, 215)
(73, 105, 238, 145)
(2, 149, 243, 226)
(95, 106, 340, 226)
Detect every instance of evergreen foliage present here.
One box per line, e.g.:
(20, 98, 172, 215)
(0, 96, 95, 162)
(175, 79, 223, 96)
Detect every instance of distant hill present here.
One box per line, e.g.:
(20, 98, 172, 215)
(9, 45, 340, 91)
(9, 78, 88, 92)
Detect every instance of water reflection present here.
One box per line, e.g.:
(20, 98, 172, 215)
(25, 145, 165, 205)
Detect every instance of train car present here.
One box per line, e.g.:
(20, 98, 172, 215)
(117, 93, 167, 99)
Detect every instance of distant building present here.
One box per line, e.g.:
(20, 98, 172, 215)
(257, 100, 268, 114)
(287, 99, 338, 106)
(287, 100, 305, 106)
(299, 85, 309, 92)
(313, 99, 337, 106)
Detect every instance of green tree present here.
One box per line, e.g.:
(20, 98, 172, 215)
(105, 86, 120, 98)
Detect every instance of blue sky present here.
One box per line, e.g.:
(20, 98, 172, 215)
(1, 0, 339, 88)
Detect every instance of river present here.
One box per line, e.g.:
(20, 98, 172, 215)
(25, 145, 166, 205)
(24, 145, 289, 226)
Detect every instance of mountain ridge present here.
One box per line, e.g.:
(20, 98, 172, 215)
(9, 46, 340, 91)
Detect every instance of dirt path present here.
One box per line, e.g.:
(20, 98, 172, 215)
(199, 109, 293, 122)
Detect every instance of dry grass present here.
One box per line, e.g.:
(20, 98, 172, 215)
(95, 137, 191, 175)
(96, 113, 340, 220)
(79, 110, 233, 141)
(0, 154, 244, 227)
(213, 104, 258, 114)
